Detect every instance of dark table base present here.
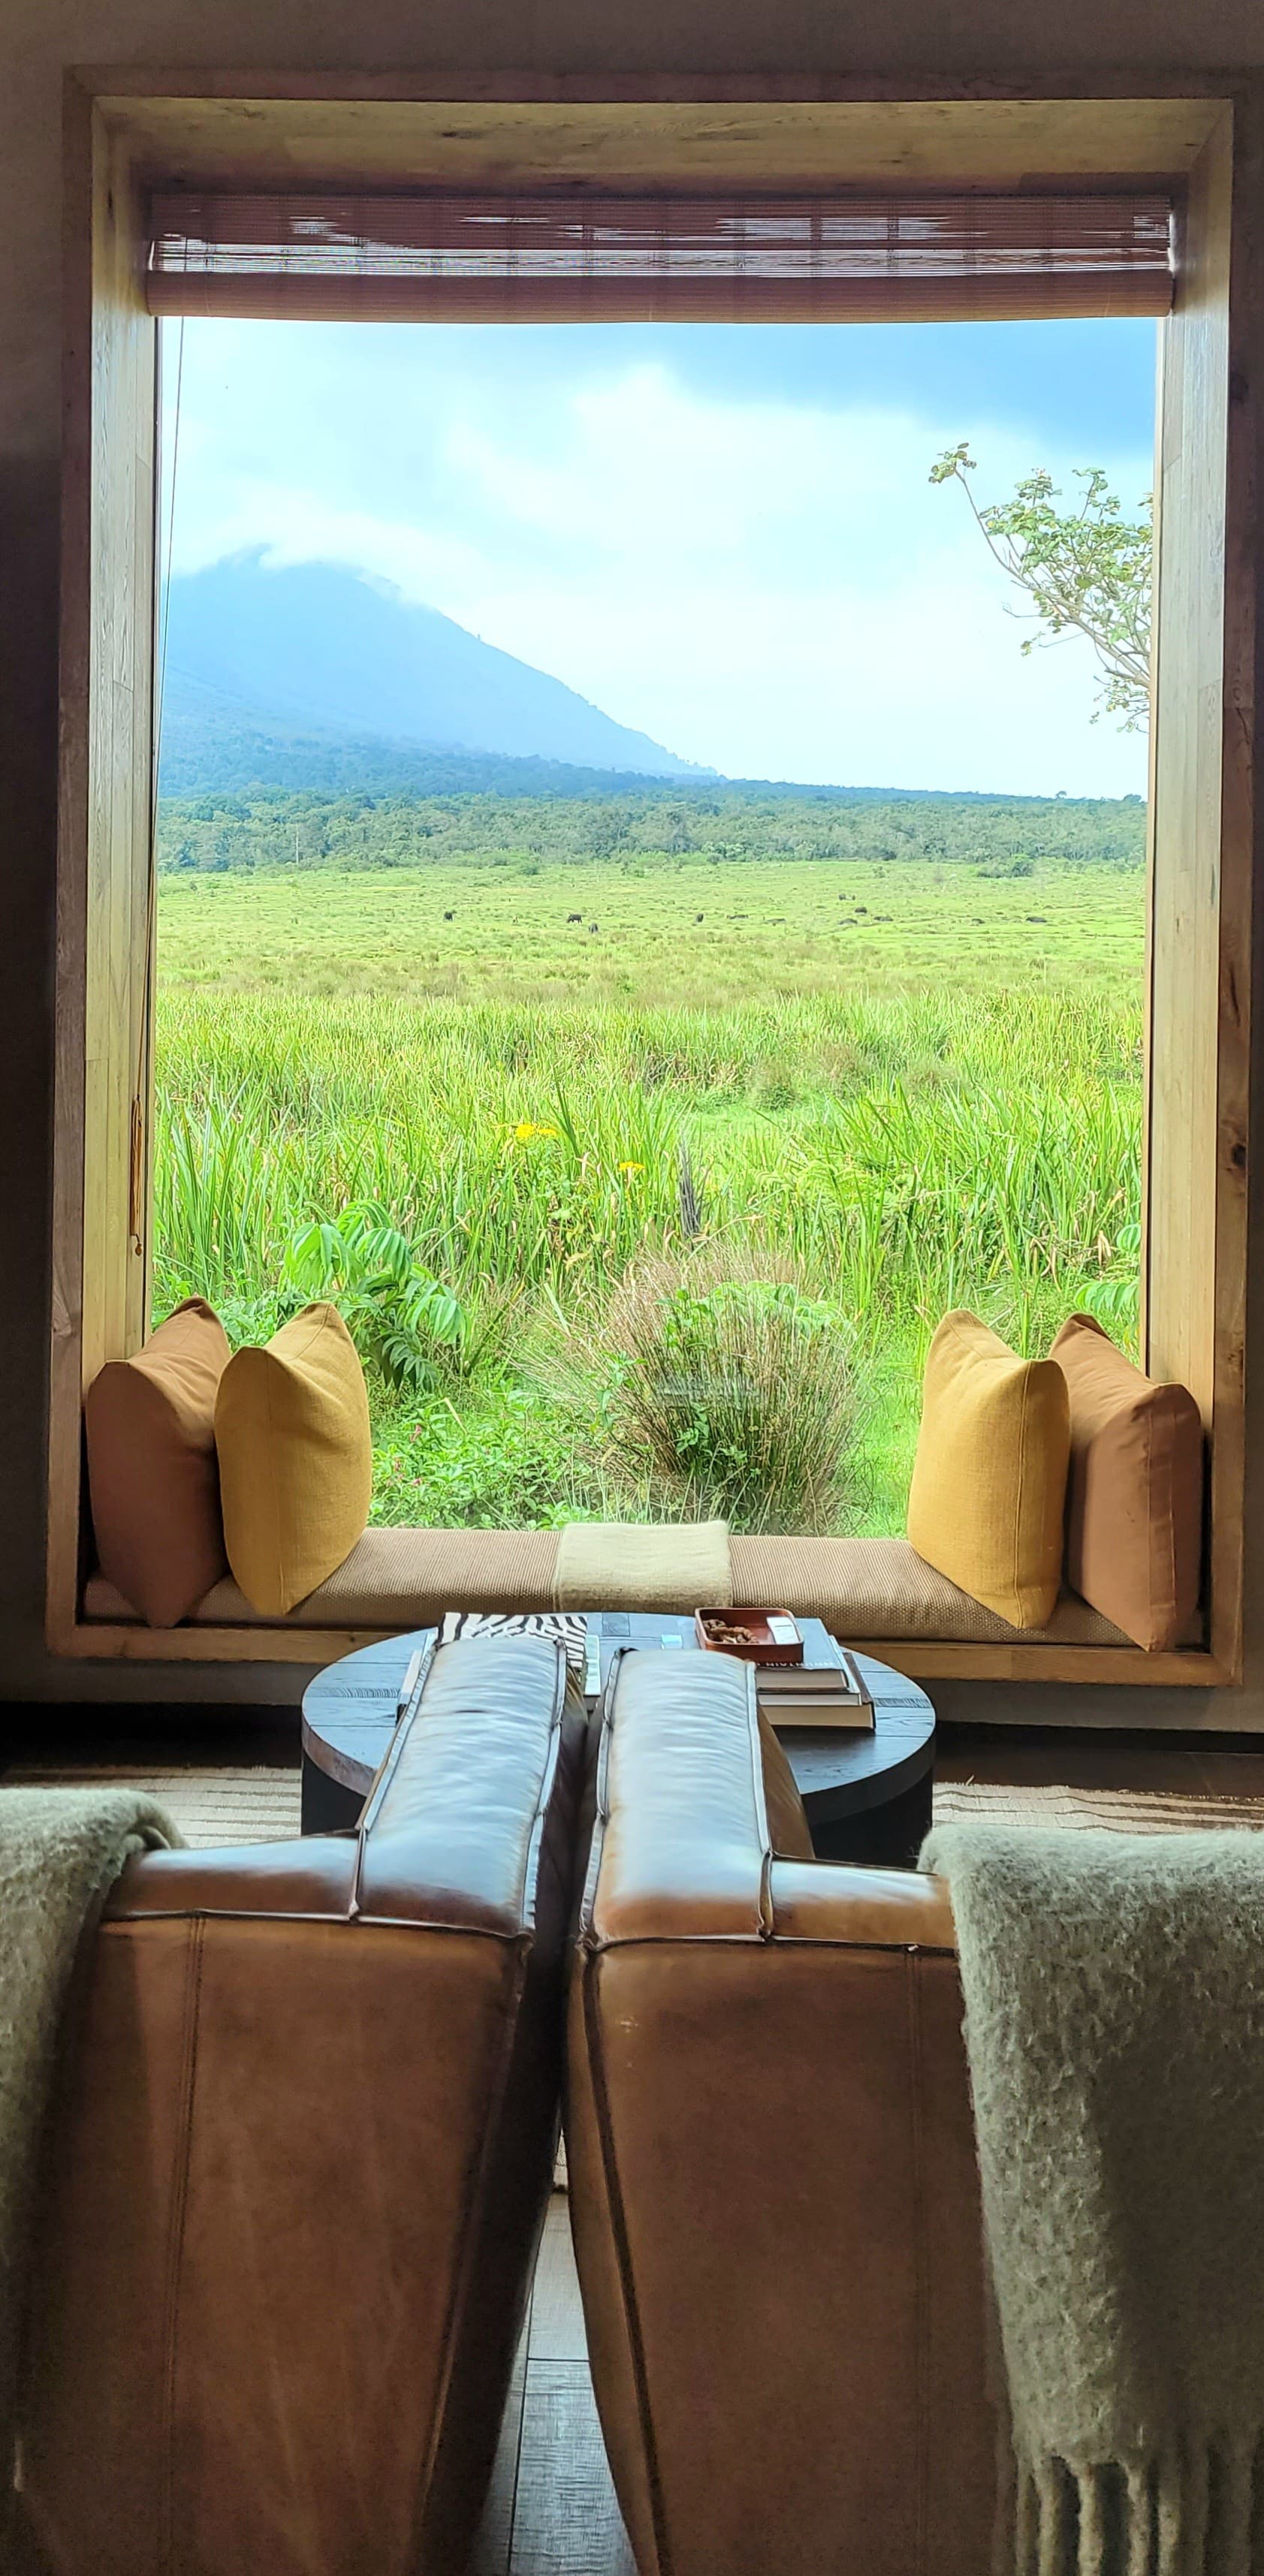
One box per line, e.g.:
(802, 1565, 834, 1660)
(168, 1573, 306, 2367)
(807, 1768, 934, 1868)
(300, 1761, 366, 1837)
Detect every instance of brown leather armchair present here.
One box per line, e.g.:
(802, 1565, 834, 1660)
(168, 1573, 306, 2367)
(566, 1647, 997, 2576)
(19, 1634, 585, 2576)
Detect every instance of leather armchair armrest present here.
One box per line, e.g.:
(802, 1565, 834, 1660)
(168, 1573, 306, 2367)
(106, 1830, 357, 1919)
(107, 1628, 581, 1936)
(768, 1860, 958, 1950)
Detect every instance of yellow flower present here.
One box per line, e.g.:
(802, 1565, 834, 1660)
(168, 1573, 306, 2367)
(514, 1119, 560, 1143)
(618, 1160, 645, 1177)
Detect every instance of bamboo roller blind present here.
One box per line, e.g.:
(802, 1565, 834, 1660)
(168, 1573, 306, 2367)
(147, 191, 1175, 323)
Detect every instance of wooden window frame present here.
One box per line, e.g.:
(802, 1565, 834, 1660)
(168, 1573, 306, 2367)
(47, 74, 1259, 1687)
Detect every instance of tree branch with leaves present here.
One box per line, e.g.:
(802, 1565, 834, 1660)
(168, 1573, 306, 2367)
(930, 445, 1154, 730)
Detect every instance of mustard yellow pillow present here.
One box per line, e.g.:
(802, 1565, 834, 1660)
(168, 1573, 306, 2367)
(214, 1304, 372, 1614)
(907, 1311, 1071, 1629)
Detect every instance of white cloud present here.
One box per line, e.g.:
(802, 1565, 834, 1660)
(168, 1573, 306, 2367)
(166, 333, 1152, 794)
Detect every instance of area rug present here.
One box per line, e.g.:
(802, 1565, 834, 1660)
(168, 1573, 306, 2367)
(934, 1780, 1264, 1833)
(6, 1768, 1261, 1848)
(0, 1764, 301, 1847)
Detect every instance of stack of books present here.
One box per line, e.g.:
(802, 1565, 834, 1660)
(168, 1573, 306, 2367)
(753, 1619, 875, 1733)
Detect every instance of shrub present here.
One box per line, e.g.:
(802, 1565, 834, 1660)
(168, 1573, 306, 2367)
(556, 1244, 864, 1533)
(284, 1204, 466, 1396)
(372, 1386, 605, 1528)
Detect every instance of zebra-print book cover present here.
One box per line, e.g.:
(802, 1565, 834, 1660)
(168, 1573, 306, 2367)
(439, 1610, 587, 1673)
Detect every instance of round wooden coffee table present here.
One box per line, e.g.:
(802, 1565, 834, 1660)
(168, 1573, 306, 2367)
(301, 1619, 935, 1865)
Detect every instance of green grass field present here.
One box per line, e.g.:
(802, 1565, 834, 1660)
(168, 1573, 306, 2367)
(154, 852, 1144, 1534)
(159, 852, 1142, 1006)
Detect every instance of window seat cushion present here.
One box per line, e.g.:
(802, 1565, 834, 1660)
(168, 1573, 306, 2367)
(731, 1535, 1177, 1646)
(84, 1526, 560, 1627)
(80, 1528, 1192, 1649)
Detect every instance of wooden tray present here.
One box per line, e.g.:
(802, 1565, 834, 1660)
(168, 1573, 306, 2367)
(695, 1607, 804, 1665)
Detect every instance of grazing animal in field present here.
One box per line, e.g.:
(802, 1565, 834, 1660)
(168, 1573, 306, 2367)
(588, 921, 599, 934)
(443, 909, 454, 920)
(1026, 914, 1048, 923)
(695, 912, 704, 922)
(567, 911, 583, 923)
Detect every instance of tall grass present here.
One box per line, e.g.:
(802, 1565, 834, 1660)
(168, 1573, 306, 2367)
(154, 984, 1142, 1369)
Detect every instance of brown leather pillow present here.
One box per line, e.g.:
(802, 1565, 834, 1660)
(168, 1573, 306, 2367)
(759, 1711, 815, 1859)
(85, 1298, 231, 1626)
(1049, 1313, 1204, 1652)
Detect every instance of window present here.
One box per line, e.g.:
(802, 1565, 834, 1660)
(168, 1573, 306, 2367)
(50, 84, 1251, 1684)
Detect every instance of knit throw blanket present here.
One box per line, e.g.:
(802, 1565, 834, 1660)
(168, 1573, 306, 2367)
(0, 1789, 180, 2503)
(554, 1518, 732, 1611)
(922, 1822, 1264, 2576)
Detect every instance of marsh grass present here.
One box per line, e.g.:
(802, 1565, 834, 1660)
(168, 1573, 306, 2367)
(152, 971, 1142, 1532)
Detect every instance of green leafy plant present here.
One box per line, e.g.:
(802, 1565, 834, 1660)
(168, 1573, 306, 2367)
(931, 445, 1152, 729)
(284, 1202, 465, 1396)
(1079, 1220, 1143, 1347)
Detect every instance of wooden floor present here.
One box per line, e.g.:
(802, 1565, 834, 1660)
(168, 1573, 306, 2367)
(934, 1723, 1264, 1798)
(472, 2196, 635, 2576)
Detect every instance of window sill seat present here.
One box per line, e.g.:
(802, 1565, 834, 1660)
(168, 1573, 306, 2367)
(78, 1529, 1208, 1684)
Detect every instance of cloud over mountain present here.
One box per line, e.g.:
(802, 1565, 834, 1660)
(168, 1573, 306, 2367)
(163, 553, 709, 780)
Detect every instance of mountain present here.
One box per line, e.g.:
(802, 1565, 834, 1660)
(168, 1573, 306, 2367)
(161, 554, 707, 782)
(158, 672, 718, 801)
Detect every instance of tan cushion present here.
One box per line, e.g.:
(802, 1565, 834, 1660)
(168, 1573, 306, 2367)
(758, 1711, 815, 1857)
(84, 1529, 1181, 1649)
(84, 1298, 231, 1626)
(728, 1536, 1163, 1646)
(214, 1305, 372, 1615)
(83, 1526, 562, 1627)
(907, 1311, 1071, 1629)
(1049, 1313, 1204, 1652)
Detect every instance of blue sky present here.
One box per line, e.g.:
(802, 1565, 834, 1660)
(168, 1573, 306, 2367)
(164, 316, 1156, 794)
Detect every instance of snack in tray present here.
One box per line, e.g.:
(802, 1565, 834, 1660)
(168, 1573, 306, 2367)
(695, 1608, 804, 1665)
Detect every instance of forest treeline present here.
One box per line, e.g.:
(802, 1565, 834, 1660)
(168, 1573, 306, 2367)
(157, 782, 1147, 876)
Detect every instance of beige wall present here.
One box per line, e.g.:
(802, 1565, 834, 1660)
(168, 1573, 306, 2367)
(4, 0, 1263, 1708)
